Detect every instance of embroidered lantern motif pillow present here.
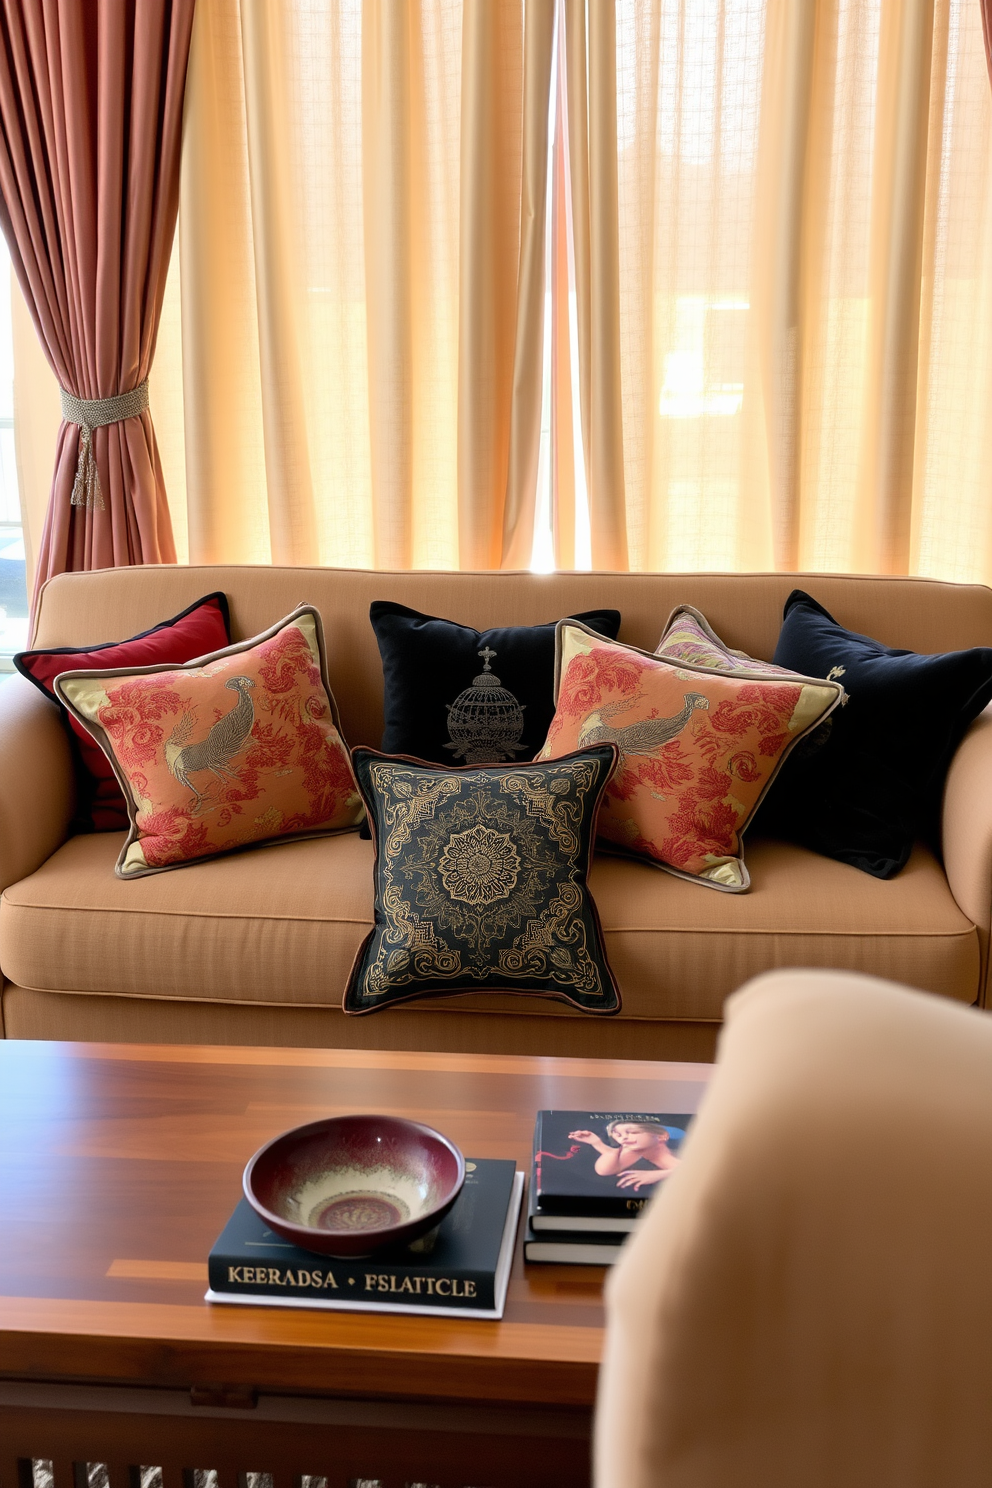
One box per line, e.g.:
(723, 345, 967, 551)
(537, 620, 844, 892)
(344, 745, 621, 1016)
(55, 605, 363, 878)
(369, 601, 622, 765)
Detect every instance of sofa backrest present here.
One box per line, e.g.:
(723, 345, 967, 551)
(32, 565, 992, 749)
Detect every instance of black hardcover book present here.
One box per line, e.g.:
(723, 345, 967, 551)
(530, 1206, 639, 1235)
(534, 1109, 694, 1218)
(523, 1219, 626, 1267)
(207, 1159, 523, 1319)
(523, 1178, 628, 1265)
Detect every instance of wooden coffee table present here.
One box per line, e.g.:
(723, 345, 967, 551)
(0, 1041, 712, 1488)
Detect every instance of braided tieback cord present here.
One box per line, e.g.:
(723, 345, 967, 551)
(59, 378, 150, 511)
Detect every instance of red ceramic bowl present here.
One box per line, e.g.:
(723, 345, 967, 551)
(243, 1113, 466, 1258)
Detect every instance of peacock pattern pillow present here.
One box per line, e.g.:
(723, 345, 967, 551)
(344, 744, 621, 1015)
(537, 621, 844, 891)
(55, 605, 363, 878)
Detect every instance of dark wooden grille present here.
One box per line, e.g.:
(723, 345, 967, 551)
(0, 1392, 590, 1488)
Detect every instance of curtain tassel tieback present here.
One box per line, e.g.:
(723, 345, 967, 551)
(59, 378, 150, 511)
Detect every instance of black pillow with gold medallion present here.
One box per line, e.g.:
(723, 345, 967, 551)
(344, 744, 621, 1016)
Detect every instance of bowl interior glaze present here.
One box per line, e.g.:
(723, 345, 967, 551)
(245, 1114, 465, 1255)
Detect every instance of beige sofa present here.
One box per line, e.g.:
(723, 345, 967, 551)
(0, 565, 990, 1061)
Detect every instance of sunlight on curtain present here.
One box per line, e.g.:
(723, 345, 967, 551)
(174, 0, 549, 574)
(914, 0, 992, 583)
(798, 0, 882, 573)
(615, 0, 767, 572)
(26, 0, 991, 590)
(175, 0, 466, 569)
(612, 0, 992, 583)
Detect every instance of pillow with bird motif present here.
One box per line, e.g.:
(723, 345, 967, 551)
(54, 604, 364, 879)
(536, 620, 845, 891)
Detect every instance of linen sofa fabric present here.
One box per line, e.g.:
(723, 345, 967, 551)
(28, 566, 992, 746)
(55, 606, 362, 878)
(0, 831, 975, 1025)
(597, 969, 992, 1488)
(539, 620, 843, 890)
(1, 564, 988, 1056)
(344, 746, 620, 1016)
(14, 592, 231, 831)
(0, 674, 75, 903)
(767, 590, 992, 878)
(370, 601, 621, 764)
(942, 703, 992, 987)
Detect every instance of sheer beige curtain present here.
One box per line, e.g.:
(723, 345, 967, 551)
(561, 0, 992, 581)
(14, 0, 992, 590)
(174, 0, 552, 573)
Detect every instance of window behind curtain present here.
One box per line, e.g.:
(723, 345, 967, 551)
(0, 233, 27, 666)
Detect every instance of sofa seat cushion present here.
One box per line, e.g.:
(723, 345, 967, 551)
(588, 842, 979, 1018)
(0, 831, 375, 1010)
(0, 831, 979, 1021)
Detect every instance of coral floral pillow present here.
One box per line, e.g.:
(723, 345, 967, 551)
(537, 620, 844, 891)
(55, 605, 363, 878)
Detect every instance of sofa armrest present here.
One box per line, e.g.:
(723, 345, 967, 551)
(0, 674, 74, 893)
(943, 704, 992, 1005)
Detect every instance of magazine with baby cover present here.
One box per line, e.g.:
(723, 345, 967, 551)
(533, 1109, 694, 1218)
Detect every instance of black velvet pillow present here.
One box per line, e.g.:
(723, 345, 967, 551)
(370, 601, 621, 764)
(761, 590, 992, 878)
(344, 745, 621, 1016)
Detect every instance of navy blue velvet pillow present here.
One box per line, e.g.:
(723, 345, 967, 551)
(344, 745, 621, 1016)
(370, 602, 621, 765)
(761, 590, 992, 878)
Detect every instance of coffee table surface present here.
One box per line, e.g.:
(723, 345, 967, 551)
(0, 1041, 711, 1408)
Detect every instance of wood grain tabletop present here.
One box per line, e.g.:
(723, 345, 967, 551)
(0, 1041, 712, 1407)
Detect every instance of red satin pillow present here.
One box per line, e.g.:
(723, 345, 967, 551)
(14, 593, 231, 831)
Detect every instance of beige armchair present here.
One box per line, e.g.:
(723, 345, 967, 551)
(596, 968, 992, 1488)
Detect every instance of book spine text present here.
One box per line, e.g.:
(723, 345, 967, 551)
(208, 1259, 494, 1310)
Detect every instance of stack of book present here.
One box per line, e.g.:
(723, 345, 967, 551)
(524, 1108, 694, 1266)
(207, 1158, 524, 1319)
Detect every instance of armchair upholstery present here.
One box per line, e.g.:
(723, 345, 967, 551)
(0, 674, 74, 894)
(942, 704, 992, 1003)
(597, 968, 992, 1488)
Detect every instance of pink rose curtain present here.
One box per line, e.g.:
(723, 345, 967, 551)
(0, 0, 194, 598)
